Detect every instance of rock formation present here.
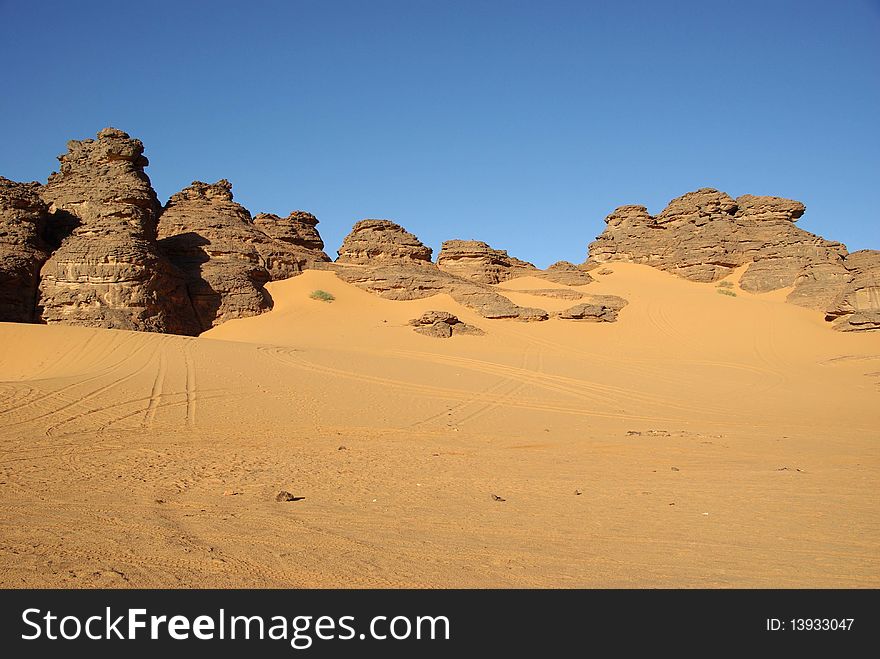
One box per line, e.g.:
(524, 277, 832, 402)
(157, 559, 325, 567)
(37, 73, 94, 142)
(824, 250, 880, 331)
(539, 261, 595, 285)
(556, 295, 628, 322)
(0, 178, 52, 322)
(37, 128, 200, 334)
(436, 240, 537, 284)
(157, 180, 330, 331)
(337, 219, 433, 265)
(409, 310, 485, 338)
(334, 221, 548, 321)
(157, 180, 272, 330)
(252, 210, 330, 279)
(588, 188, 849, 307)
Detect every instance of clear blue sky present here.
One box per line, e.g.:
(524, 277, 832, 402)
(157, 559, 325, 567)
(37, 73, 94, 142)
(1, 0, 878, 266)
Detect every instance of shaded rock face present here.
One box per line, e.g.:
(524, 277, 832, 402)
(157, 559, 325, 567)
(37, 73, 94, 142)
(408, 310, 485, 337)
(157, 180, 271, 330)
(336, 219, 432, 265)
(825, 250, 880, 331)
(158, 181, 331, 330)
(334, 221, 548, 321)
(0, 178, 52, 322)
(436, 240, 537, 284)
(37, 128, 200, 335)
(556, 295, 628, 322)
(588, 188, 848, 307)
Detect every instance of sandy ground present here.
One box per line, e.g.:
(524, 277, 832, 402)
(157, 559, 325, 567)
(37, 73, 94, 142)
(0, 263, 878, 587)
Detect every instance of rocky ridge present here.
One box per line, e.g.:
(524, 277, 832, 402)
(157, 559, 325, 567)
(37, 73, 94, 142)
(587, 188, 878, 330)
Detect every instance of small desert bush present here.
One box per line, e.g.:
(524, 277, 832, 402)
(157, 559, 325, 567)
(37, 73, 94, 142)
(717, 288, 737, 297)
(309, 290, 335, 302)
(716, 281, 734, 288)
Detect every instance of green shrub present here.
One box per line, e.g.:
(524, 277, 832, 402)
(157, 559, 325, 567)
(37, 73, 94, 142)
(309, 290, 335, 302)
(716, 281, 734, 288)
(717, 288, 737, 297)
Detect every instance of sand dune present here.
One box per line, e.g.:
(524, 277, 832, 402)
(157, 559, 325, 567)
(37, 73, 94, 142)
(1, 263, 878, 587)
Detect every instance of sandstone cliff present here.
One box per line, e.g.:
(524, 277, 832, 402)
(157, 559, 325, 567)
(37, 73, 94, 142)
(37, 128, 200, 334)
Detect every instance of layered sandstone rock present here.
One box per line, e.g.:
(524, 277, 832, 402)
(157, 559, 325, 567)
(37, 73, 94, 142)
(157, 181, 329, 330)
(556, 295, 628, 322)
(588, 188, 848, 306)
(0, 178, 52, 322)
(37, 128, 199, 334)
(336, 219, 432, 265)
(157, 180, 271, 330)
(436, 240, 537, 284)
(253, 211, 325, 251)
(334, 221, 548, 321)
(409, 310, 485, 338)
(824, 250, 880, 331)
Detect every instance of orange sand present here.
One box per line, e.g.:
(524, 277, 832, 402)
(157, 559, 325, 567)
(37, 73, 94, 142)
(1, 263, 877, 587)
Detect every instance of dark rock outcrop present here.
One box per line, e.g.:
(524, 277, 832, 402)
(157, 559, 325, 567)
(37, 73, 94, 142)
(37, 128, 200, 334)
(556, 295, 628, 322)
(0, 178, 52, 322)
(409, 310, 484, 337)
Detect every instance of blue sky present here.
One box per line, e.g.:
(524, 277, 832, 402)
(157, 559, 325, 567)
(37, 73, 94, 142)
(1, 0, 878, 266)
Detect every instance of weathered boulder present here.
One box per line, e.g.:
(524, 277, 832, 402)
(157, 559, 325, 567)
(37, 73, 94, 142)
(825, 250, 880, 331)
(336, 219, 432, 265)
(37, 128, 200, 334)
(556, 295, 628, 322)
(409, 310, 484, 337)
(587, 188, 848, 305)
(0, 178, 52, 322)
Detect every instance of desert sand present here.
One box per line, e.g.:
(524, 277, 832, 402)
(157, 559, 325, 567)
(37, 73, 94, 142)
(1, 263, 878, 587)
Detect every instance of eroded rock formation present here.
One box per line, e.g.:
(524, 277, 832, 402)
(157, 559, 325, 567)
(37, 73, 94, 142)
(337, 219, 433, 265)
(37, 128, 200, 334)
(409, 310, 485, 338)
(540, 261, 595, 285)
(334, 221, 548, 321)
(157, 180, 330, 331)
(824, 250, 880, 331)
(0, 178, 51, 322)
(556, 295, 628, 322)
(588, 188, 849, 308)
(436, 240, 536, 284)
